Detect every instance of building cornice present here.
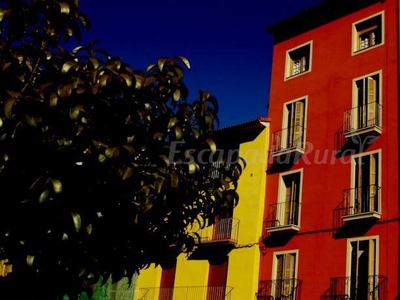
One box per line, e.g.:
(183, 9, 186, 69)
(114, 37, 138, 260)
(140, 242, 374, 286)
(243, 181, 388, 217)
(267, 0, 385, 44)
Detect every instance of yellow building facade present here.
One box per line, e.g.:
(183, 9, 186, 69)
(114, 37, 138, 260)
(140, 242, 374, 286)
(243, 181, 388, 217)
(134, 117, 270, 300)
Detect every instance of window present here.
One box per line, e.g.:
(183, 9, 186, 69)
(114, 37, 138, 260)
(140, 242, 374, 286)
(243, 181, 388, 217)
(344, 72, 382, 137)
(347, 237, 378, 299)
(286, 42, 312, 78)
(272, 98, 307, 156)
(353, 13, 383, 53)
(355, 73, 380, 129)
(277, 171, 301, 227)
(352, 152, 380, 215)
(273, 252, 299, 299)
(284, 99, 306, 150)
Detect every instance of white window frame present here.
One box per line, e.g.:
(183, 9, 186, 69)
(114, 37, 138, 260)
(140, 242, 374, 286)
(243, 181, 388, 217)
(285, 41, 313, 80)
(271, 250, 300, 299)
(351, 70, 382, 131)
(276, 169, 303, 228)
(346, 236, 379, 297)
(352, 11, 384, 55)
(281, 96, 308, 151)
(350, 149, 382, 215)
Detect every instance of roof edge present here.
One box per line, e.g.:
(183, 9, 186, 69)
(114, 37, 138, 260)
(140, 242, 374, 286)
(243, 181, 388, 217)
(267, 0, 385, 44)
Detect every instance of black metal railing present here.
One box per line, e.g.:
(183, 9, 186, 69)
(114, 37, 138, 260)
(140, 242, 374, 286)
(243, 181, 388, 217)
(271, 125, 305, 154)
(342, 185, 380, 216)
(320, 275, 387, 300)
(333, 185, 380, 231)
(136, 286, 233, 300)
(257, 279, 302, 300)
(196, 218, 239, 244)
(264, 202, 301, 229)
(343, 103, 382, 135)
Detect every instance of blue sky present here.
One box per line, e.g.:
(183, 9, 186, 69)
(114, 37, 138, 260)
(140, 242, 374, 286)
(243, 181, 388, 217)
(78, 0, 322, 127)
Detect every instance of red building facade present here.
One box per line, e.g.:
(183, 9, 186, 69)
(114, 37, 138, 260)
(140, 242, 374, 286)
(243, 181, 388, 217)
(258, 0, 400, 299)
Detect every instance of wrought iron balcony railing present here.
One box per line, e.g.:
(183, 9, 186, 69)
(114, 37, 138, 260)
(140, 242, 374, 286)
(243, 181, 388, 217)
(136, 285, 233, 300)
(333, 185, 381, 232)
(343, 103, 382, 138)
(342, 185, 380, 220)
(320, 275, 387, 300)
(256, 279, 303, 300)
(271, 125, 305, 156)
(264, 202, 301, 233)
(196, 218, 239, 244)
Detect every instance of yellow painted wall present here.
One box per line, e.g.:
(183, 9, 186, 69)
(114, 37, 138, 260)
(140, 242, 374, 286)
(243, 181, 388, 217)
(134, 121, 270, 300)
(173, 255, 209, 298)
(133, 264, 162, 300)
(226, 123, 269, 300)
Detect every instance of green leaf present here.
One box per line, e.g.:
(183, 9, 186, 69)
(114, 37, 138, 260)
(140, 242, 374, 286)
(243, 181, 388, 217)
(175, 126, 182, 140)
(39, 189, 49, 203)
(98, 154, 106, 163)
(188, 161, 197, 175)
(146, 63, 156, 73)
(0, 8, 10, 22)
(86, 224, 92, 235)
(120, 73, 132, 87)
(70, 107, 80, 120)
(122, 167, 133, 180)
(62, 61, 76, 74)
(206, 139, 216, 154)
(26, 255, 35, 267)
(168, 117, 177, 129)
(51, 179, 62, 194)
(60, 2, 70, 14)
(170, 173, 179, 189)
(173, 89, 181, 101)
(89, 57, 99, 70)
(4, 99, 16, 119)
(154, 177, 165, 194)
(134, 75, 145, 89)
(176, 56, 191, 70)
(49, 93, 58, 107)
(72, 212, 81, 232)
(158, 57, 167, 72)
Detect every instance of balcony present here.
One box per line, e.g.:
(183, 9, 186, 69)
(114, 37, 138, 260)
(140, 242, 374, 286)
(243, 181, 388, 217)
(189, 218, 239, 259)
(333, 185, 381, 236)
(270, 125, 305, 160)
(343, 103, 382, 140)
(320, 275, 387, 300)
(256, 279, 302, 300)
(136, 286, 233, 300)
(341, 185, 381, 222)
(265, 202, 301, 234)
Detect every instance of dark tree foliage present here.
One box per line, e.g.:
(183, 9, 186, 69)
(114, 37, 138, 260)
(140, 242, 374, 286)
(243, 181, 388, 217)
(0, 1, 243, 299)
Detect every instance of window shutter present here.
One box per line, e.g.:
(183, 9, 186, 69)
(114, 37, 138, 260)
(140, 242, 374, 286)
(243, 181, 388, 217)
(300, 56, 306, 72)
(287, 103, 295, 147)
(355, 157, 363, 214)
(369, 154, 377, 211)
(290, 178, 298, 225)
(356, 80, 365, 129)
(276, 255, 284, 280)
(275, 255, 284, 298)
(290, 56, 297, 76)
(368, 239, 377, 298)
(283, 254, 296, 297)
(367, 77, 377, 126)
(284, 181, 292, 225)
(293, 101, 304, 148)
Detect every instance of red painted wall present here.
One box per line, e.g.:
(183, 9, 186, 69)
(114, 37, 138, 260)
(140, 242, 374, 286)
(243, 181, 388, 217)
(159, 265, 176, 300)
(207, 257, 228, 300)
(261, 0, 399, 299)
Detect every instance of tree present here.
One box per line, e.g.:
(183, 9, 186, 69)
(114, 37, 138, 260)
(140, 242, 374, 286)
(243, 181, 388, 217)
(0, 1, 243, 299)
